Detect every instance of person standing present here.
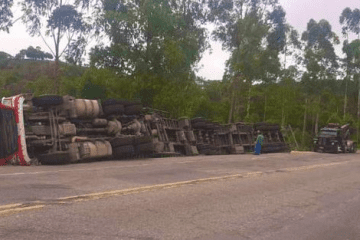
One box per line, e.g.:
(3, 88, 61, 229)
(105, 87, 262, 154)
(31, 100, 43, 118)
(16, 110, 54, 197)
(254, 130, 264, 155)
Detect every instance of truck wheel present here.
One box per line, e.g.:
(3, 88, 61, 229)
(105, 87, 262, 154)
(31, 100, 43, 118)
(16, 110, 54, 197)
(110, 137, 134, 148)
(125, 104, 143, 115)
(113, 145, 135, 158)
(103, 104, 125, 116)
(37, 152, 71, 165)
(102, 99, 119, 107)
(135, 142, 154, 153)
(134, 136, 152, 145)
(102, 99, 141, 107)
(192, 122, 206, 129)
(32, 95, 63, 107)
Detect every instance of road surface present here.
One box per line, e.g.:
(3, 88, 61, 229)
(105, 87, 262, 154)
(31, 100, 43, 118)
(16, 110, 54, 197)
(0, 152, 360, 239)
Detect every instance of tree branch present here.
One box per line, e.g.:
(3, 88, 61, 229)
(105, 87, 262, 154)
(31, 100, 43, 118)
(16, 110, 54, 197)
(39, 31, 56, 56)
(59, 31, 76, 57)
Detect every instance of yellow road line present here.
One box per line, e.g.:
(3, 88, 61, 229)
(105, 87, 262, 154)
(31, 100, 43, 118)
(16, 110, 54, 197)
(290, 151, 315, 155)
(0, 161, 350, 216)
(277, 161, 349, 172)
(0, 205, 44, 216)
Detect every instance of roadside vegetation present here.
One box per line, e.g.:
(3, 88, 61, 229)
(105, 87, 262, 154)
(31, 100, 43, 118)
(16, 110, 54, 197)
(1, 1, 360, 150)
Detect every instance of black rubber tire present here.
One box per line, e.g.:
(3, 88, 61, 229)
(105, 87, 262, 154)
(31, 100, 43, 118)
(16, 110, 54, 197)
(37, 152, 71, 165)
(110, 137, 135, 148)
(103, 104, 125, 116)
(238, 125, 253, 132)
(191, 118, 206, 124)
(125, 104, 143, 115)
(32, 95, 63, 107)
(135, 142, 154, 153)
(204, 123, 215, 129)
(192, 122, 206, 129)
(102, 99, 141, 107)
(134, 136, 153, 145)
(101, 99, 119, 107)
(123, 99, 141, 106)
(113, 145, 135, 158)
(256, 125, 279, 131)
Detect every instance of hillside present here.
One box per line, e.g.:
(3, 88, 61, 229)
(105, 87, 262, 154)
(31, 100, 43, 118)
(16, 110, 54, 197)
(0, 57, 86, 97)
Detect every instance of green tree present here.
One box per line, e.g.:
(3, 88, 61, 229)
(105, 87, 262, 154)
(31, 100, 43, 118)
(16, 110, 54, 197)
(0, 51, 13, 68)
(91, 0, 208, 77)
(17, 0, 91, 92)
(340, 7, 360, 142)
(209, 0, 284, 122)
(301, 19, 339, 140)
(23, 46, 53, 60)
(0, 0, 13, 32)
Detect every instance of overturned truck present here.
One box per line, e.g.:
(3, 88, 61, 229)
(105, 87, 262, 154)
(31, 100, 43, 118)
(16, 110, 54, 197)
(0, 94, 288, 165)
(1, 94, 199, 165)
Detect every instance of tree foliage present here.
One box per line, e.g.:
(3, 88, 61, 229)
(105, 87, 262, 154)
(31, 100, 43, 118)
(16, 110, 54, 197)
(19, 0, 91, 63)
(0, 0, 13, 32)
(17, 46, 53, 60)
(90, 0, 208, 78)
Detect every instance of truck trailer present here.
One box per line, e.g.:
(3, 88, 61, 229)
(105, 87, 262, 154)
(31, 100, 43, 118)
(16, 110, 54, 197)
(0, 94, 290, 165)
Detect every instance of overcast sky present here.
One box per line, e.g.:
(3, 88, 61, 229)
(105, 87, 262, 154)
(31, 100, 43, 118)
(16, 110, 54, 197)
(1, 0, 360, 80)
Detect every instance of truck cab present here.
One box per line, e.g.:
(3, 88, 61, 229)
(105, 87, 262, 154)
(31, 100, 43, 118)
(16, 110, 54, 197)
(314, 123, 356, 153)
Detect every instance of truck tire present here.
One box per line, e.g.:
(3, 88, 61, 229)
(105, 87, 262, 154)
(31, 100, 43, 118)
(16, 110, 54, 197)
(110, 137, 134, 148)
(123, 99, 141, 107)
(32, 95, 63, 107)
(113, 145, 135, 158)
(134, 136, 152, 145)
(102, 99, 141, 107)
(192, 122, 206, 129)
(103, 104, 125, 116)
(101, 99, 119, 107)
(37, 152, 71, 165)
(135, 142, 154, 154)
(125, 104, 143, 115)
(191, 118, 206, 124)
(257, 125, 279, 131)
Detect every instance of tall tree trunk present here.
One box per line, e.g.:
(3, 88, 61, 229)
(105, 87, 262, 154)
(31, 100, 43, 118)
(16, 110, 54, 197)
(246, 81, 251, 120)
(344, 76, 348, 120)
(53, 0, 63, 94)
(302, 98, 307, 149)
(315, 112, 319, 135)
(315, 96, 320, 136)
(312, 115, 314, 136)
(281, 93, 286, 128)
(264, 94, 267, 122)
(357, 76, 360, 143)
(228, 87, 235, 124)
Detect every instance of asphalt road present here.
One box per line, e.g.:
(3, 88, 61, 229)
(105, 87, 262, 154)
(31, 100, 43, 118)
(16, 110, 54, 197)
(0, 151, 360, 239)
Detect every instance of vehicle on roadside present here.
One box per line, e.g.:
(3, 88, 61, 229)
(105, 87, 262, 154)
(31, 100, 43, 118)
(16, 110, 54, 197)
(0, 94, 198, 165)
(253, 122, 289, 153)
(313, 123, 357, 154)
(0, 94, 290, 165)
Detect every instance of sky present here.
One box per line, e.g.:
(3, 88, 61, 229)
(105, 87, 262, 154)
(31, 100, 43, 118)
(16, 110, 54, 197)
(1, 0, 360, 80)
